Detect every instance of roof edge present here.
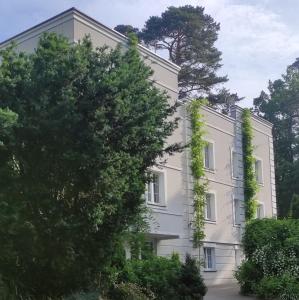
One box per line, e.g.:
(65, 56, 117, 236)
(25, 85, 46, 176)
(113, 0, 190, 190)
(0, 7, 180, 73)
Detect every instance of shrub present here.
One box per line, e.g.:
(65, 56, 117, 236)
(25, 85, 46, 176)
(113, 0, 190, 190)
(113, 253, 207, 300)
(242, 219, 299, 257)
(256, 275, 299, 300)
(63, 291, 101, 300)
(176, 254, 207, 299)
(118, 254, 181, 299)
(235, 219, 299, 299)
(235, 260, 261, 295)
(108, 283, 153, 300)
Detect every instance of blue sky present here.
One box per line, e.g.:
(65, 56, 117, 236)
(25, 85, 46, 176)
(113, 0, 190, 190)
(1, 0, 299, 107)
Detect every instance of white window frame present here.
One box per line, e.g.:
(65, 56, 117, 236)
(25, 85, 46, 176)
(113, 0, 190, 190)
(204, 191, 217, 223)
(203, 246, 217, 272)
(233, 198, 241, 226)
(254, 157, 264, 185)
(256, 201, 265, 219)
(231, 148, 239, 179)
(203, 140, 215, 172)
(145, 167, 167, 207)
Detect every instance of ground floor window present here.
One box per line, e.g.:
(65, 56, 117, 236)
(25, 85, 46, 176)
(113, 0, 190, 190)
(204, 247, 216, 271)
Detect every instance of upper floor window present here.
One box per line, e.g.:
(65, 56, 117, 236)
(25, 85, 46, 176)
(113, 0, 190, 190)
(205, 193, 216, 222)
(233, 198, 241, 226)
(254, 159, 263, 184)
(204, 142, 215, 171)
(231, 151, 239, 178)
(204, 247, 216, 271)
(256, 202, 265, 219)
(145, 171, 166, 206)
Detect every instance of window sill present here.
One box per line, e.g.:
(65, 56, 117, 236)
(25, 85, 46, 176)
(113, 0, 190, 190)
(204, 168, 216, 174)
(233, 224, 241, 228)
(147, 202, 167, 209)
(204, 269, 217, 272)
(204, 220, 217, 225)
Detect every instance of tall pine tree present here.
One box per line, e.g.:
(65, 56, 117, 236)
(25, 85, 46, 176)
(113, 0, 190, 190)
(254, 60, 299, 217)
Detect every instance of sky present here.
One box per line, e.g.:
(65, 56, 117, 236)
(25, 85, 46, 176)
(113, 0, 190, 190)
(1, 0, 299, 107)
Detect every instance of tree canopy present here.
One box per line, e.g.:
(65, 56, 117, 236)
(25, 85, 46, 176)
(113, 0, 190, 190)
(0, 33, 179, 298)
(114, 24, 140, 37)
(254, 61, 299, 217)
(115, 5, 228, 100)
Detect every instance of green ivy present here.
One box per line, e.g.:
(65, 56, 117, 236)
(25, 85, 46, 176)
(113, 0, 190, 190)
(188, 99, 208, 247)
(242, 109, 258, 221)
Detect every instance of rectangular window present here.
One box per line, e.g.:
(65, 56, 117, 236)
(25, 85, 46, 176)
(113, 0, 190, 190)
(256, 203, 264, 219)
(254, 159, 263, 184)
(205, 193, 216, 222)
(204, 247, 216, 271)
(145, 172, 165, 205)
(234, 198, 241, 226)
(232, 151, 239, 178)
(204, 142, 214, 170)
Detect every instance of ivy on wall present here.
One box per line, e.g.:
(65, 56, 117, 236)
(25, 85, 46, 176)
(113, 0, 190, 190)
(188, 99, 208, 247)
(242, 108, 258, 221)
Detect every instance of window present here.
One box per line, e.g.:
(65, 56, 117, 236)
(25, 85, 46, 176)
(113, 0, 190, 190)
(233, 198, 241, 226)
(205, 193, 216, 222)
(231, 151, 239, 178)
(141, 239, 157, 259)
(204, 247, 216, 271)
(256, 203, 265, 219)
(145, 172, 165, 205)
(203, 142, 215, 170)
(254, 159, 263, 184)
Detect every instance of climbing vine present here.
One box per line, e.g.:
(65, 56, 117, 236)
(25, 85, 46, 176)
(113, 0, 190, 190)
(242, 109, 258, 221)
(188, 99, 208, 247)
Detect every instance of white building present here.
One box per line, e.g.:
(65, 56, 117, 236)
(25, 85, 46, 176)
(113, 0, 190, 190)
(0, 8, 276, 286)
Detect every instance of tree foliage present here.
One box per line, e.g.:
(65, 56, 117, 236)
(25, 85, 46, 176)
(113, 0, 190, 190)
(114, 24, 140, 37)
(140, 5, 228, 99)
(254, 61, 299, 217)
(207, 88, 244, 114)
(290, 194, 299, 219)
(0, 33, 179, 298)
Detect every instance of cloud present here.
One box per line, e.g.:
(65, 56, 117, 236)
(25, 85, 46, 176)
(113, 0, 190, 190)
(201, 0, 299, 105)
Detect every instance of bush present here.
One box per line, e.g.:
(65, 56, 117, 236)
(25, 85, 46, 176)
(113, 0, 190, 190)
(118, 254, 181, 299)
(112, 253, 207, 300)
(63, 291, 101, 300)
(109, 283, 153, 300)
(176, 254, 207, 299)
(235, 219, 299, 299)
(242, 219, 299, 257)
(256, 275, 299, 300)
(235, 260, 261, 295)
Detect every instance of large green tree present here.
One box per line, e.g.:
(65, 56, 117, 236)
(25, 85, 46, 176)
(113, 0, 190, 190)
(0, 33, 179, 298)
(254, 60, 299, 217)
(141, 6, 228, 99)
(116, 5, 227, 100)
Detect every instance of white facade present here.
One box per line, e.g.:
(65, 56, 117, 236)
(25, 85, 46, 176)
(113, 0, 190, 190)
(0, 8, 276, 286)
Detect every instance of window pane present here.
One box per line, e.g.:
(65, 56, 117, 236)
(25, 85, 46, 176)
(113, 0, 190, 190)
(255, 160, 262, 183)
(153, 174, 159, 203)
(146, 182, 152, 203)
(204, 145, 210, 169)
(204, 247, 215, 270)
(257, 204, 264, 219)
(232, 152, 238, 178)
(205, 194, 212, 220)
(234, 199, 241, 225)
